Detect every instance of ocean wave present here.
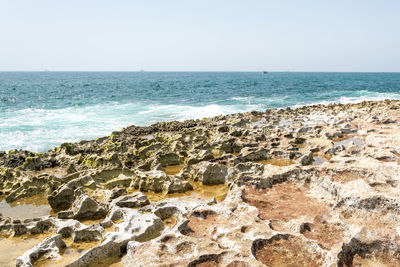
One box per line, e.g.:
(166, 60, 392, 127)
(0, 101, 267, 152)
(229, 96, 255, 101)
(1, 90, 400, 153)
(291, 91, 400, 108)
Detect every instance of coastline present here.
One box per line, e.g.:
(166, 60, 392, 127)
(2, 71, 400, 153)
(1, 99, 400, 265)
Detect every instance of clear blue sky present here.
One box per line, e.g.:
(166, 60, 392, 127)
(1, 0, 399, 71)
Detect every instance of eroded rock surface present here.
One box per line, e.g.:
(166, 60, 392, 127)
(2, 100, 400, 266)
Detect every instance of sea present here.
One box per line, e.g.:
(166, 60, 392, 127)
(1, 72, 400, 153)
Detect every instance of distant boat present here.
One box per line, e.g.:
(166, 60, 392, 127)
(262, 71, 268, 74)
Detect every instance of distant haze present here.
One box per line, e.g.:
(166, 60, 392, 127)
(1, 0, 399, 72)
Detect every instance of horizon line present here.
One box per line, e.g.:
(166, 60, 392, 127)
(0, 70, 399, 73)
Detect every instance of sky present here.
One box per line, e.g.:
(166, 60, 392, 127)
(0, 0, 399, 72)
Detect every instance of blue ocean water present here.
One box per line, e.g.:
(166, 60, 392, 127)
(1, 72, 400, 152)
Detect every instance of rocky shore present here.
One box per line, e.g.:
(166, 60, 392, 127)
(1, 99, 400, 266)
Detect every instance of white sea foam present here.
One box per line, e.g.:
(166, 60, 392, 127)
(1, 90, 400, 152)
(230, 96, 255, 101)
(291, 91, 400, 108)
(0, 101, 268, 152)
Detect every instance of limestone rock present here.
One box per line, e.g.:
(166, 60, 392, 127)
(300, 151, 314, 166)
(66, 211, 164, 267)
(156, 152, 182, 166)
(168, 178, 193, 194)
(190, 162, 228, 185)
(113, 192, 150, 208)
(73, 224, 104, 242)
(133, 170, 170, 193)
(65, 164, 77, 174)
(71, 194, 108, 221)
(48, 186, 75, 211)
(16, 234, 66, 267)
(108, 187, 127, 200)
(236, 147, 268, 162)
(4, 100, 400, 266)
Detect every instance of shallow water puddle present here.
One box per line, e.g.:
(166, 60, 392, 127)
(0, 195, 52, 220)
(0, 233, 54, 267)
(257, 158, 295, 166)
(190, 181, 229, 202)
(103, 224, 118, 234)
(81, 218, 105, 226)
(212, 152, 223, 159)
(132, 181, 229, 203)
(163, 216, 178, 227)
(164, 165, 184, 175)
(98, 256, 125, 267)
(323, 154, 333, 161)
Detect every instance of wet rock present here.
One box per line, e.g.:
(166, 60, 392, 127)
(48, 186, 75, 211)
(20, 156, 43, 171)
(230, 129, 243, 137)
(73, 224, 103, 242)
(154, 205, 181, 222)
(326, 131, 343, 139)
(218, 125, 229, 133)
(16, 234, 66, 267)
(108, 187, 127, 200)
(167, 178, 193, 194)
(300, 151, 314, 166)
(113, 192, 150, 208)
(56, 219, 83, 238)
(104, 173, 132, 189)
(284, 132, 294, 138)
(218, 138, 243, 153)
(294, 137, 306, 144)
(297, 126, 312, 133)
(57, 210, 74, 219)
(236, 147, 268, 162)
(341, 126, 357, 134)
(133, 170, 170, 193)
(0, 150, 35, 169)
(65, 164, 77, 174)
(382, 118, 397, 124)
(67, 212, 164, 267)
(185, 150, 214, 165)
(331, 144, 346, 155)
(229, 162, 265, 184)
(71, 194, 108, 221)
(190, 162, 228, 185)
(156, 152, 182, 166)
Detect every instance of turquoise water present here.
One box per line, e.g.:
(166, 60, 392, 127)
(1, 72, 400, 152)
